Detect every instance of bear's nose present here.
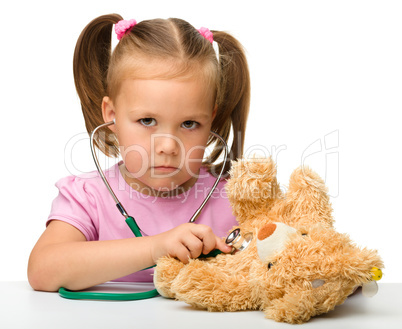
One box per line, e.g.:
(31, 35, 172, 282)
(258, 223, 277, 240)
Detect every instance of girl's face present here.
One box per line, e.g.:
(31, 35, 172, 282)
(102, 76, 216, 195)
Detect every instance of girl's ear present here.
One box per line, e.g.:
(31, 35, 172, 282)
(212, 103, 218, 121)
(102, 96, 116, 132)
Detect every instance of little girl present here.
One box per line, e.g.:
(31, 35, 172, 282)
(28, 14, 250, 292)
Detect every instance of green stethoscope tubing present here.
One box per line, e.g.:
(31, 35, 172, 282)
(58, 282, 159, 300)
(58, 215, 159, 301)
(58, 120, 228, 301)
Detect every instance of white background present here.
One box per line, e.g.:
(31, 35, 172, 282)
(1, 0, 401, 282)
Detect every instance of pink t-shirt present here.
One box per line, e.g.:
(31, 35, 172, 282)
(48, 162, 237, 282)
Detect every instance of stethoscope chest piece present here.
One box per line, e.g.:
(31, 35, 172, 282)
(225, 228, 253, 254)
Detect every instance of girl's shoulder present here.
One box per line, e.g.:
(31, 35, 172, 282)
(54, 163, 120, 201)
(197, 166, 229, 190)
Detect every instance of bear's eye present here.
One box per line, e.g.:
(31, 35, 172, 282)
(268, 262, 274, 270)
(302, 233, 308, 237)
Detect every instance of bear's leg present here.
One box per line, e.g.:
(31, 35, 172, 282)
(226, 157, 281, 224)
(280, 167, 334, 227)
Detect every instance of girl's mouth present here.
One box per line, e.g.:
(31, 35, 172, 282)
(152, 166, 179, 173)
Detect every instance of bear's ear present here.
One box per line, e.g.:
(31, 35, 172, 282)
(225, 157, 281, 223)
(260, 226, 383, 323)
(263, 280, 356, 324)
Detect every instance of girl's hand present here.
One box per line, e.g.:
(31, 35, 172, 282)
(151, 223, 232, 263)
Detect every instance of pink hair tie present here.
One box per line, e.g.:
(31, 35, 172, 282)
(198, 27, 213, 43)
(115, 19, 137, 40)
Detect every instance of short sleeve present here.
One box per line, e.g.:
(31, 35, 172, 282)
(47, 176, 98, 241)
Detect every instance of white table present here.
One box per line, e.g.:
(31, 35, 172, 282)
(1, 282, 401, 328)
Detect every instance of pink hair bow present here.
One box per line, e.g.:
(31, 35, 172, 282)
(198, 27, 213, 43)
(115, 19, 137, 40)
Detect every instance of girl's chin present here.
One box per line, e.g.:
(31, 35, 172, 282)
(120, 165, 199, 196)
(126, 176, 193, 195)
(147, 175, 199, 196)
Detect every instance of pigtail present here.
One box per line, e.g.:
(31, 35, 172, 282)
(73, 14, 122, 157)
(208, 31, 251, 177)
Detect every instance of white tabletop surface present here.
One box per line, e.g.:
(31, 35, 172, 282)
(0, 281, 401, 329)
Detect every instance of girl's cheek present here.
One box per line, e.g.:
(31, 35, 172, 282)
(184, 146, 205, 176)
(120, 145, 150, 178)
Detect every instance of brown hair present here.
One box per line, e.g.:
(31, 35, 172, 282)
(73, 13, 250, 176)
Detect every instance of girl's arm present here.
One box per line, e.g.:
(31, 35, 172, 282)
(28, 220, 231, 292)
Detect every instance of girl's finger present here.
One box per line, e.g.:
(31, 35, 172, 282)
(182, 235, 203, 259)
(215, 237, 232, 253)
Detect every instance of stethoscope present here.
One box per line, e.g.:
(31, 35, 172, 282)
(59, 120, 251, 301)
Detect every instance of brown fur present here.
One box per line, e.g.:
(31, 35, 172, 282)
(154, 157, 383, 324)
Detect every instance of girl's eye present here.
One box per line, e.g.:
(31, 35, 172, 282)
(182, 121, 199, 130)
(139, 118, 156, 127)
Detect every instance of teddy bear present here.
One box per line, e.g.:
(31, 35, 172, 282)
(153, 157, 383, 324)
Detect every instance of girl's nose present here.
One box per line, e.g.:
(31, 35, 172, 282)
(153, 133, 180, 155)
